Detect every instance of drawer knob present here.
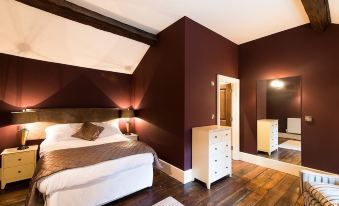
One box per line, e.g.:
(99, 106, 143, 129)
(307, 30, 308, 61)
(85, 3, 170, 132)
(18, 170, 21, 174)
(226, 156, 228, 158)
(226, 166, 228, 169)
(214, 171, 217, 174)
(215, 148, 217, 150)
(18, 158, 22, 161)
(226, 133, 228, 136)
(215, 159, 217, 162)
(226, 144, 228, 147)
(215, 136, 217, 139)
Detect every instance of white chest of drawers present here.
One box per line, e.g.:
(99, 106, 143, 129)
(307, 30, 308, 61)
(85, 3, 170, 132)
(1, 145, 38, 189)
(192, 125, 232, 189)
(257, 119, 278, 155)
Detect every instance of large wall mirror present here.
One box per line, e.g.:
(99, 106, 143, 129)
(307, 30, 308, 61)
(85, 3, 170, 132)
(256, 76, 301, 165)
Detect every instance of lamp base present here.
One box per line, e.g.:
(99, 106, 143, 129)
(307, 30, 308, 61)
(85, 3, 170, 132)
(17, 145, 29, 150)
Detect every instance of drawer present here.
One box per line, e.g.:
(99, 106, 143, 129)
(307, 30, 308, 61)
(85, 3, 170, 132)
(209, 142, 231, 155)
(210, 168, 227, 183)
(271, 138, 278, 144)
(209, 154, 231, 171)
(3, 164, 34, 182)
(209, 165, 230, 183)
(209, 130, 230, 145)
(272, 122, 278, 127)
(271, 143, 278, 151)
(209, 154, 231, 182)
(3, 152, 35, 168)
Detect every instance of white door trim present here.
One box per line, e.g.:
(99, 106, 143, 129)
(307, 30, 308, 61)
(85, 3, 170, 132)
(217, 74, 240, 160)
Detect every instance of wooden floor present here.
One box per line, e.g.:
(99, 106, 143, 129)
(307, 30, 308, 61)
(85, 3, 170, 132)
(0, 160, 303, 206)
(257, 138, 301, 165)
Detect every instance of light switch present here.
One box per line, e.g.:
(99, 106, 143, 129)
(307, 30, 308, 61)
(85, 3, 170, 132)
(305, 116, 312, 122)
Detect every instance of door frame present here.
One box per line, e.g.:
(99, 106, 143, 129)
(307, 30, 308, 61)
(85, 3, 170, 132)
(217, 75, 240, 160)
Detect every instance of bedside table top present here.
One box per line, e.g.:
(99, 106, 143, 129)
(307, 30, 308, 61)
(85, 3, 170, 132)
(124, 133, 137, 136)
(1, 145, 38, 155)
(124, 133, 138, 141)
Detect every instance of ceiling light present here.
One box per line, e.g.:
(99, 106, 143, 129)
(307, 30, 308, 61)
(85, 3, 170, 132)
(270, 79, 284, 89)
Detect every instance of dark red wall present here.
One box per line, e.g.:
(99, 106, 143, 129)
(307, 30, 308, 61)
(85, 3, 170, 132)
(132, 18, 186, 169)
(239, 24, 339, 174)
(0, 53, 132, 153)
(266, 77, 301, 133)
(256, 80, 267, 120)
(184, 18, 238, 170)
(132, 17, 238, 170)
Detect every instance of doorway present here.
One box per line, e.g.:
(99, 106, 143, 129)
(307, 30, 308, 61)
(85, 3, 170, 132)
(217, 75, 240, 160)
(220, 83, 232, 126)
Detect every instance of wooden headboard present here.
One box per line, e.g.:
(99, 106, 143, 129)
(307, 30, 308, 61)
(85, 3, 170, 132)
(25, 108, 120, 140)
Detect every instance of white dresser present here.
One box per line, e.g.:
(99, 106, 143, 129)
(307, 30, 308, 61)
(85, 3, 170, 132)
(1, 145, 38, 189)
(257, 119, 278, 155)
(192, 125, 232, 189)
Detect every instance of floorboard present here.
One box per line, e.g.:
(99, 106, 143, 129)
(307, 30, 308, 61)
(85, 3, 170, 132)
(0, 161, 302, 206)
(257, 138, 301, 165)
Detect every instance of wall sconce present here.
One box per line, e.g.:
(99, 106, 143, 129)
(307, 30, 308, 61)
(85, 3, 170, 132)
(121, 108, 135, 135)
(11, 109, 38, 150)
(270, 79, 284, 89)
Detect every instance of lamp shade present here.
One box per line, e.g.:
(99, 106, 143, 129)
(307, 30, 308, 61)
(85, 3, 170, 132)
(11, 111, 38, 124)
(121, 109, 135, 118)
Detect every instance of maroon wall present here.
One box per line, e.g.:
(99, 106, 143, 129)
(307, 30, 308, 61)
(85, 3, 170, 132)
(239, 24, 339, 174)
(256, 80, 267, 120)
(132, 17, 238, 170)
(184, 18, 238, 170)
(266, 77, 301, 133)
(0, 53, 132, 153)
(132, 18, 186, 169)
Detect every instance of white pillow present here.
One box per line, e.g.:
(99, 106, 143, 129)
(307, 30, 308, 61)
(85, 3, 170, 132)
(45, 120, 122, 142)
(92, 121, 122, 138)
(45, 123, 82, 142)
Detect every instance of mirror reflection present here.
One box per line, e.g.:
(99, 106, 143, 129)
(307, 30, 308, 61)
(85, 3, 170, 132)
(256, 76, 301, 165)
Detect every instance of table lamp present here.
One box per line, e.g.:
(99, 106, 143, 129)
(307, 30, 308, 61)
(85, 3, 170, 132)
(11, 109, 38, 150)
(121, 108, 135, 135)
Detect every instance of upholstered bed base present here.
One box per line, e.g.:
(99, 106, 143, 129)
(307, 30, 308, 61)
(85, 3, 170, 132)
(45, 164, 153, 206)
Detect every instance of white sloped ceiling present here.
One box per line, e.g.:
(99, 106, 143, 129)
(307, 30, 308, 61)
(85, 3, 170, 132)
(68, 0, 310, 44)
(0, 0, 149, 74)
(1, 0, 338, 74)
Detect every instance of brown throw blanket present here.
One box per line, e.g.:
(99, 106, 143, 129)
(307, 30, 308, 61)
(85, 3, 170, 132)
(26, 141, 161, 206)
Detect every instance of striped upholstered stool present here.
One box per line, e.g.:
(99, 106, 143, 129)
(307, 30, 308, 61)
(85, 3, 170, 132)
(300, 170, 339, 206)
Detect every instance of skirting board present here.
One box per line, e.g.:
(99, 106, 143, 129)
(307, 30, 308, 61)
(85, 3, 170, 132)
(239, 152, 338, 177)
(159, 153, 338, 184)
(159, 159, 193, 184)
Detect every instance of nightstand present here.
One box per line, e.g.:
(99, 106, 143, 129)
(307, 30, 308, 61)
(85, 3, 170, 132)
(1, 145, 38, 189)
(124, 133, 138, 141)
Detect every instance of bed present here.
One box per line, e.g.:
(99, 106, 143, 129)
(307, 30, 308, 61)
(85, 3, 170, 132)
(24, 108, 157, 206)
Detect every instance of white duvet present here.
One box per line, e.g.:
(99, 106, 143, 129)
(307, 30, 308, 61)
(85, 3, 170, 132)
(38, 133, 154, 196)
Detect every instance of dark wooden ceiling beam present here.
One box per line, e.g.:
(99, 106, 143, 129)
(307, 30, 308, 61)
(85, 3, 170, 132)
(301, 0, 331, 32)
(15, 0, 157, 45)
